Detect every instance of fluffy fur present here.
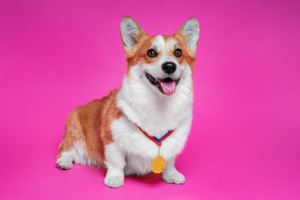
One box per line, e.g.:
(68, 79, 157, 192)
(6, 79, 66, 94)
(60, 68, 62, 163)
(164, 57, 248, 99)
(56, 16, 200, 188)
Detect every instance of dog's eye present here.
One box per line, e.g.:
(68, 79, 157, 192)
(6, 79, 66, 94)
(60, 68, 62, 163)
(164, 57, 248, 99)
(147, 49, 157, 58)
(174, 49, 182, 58)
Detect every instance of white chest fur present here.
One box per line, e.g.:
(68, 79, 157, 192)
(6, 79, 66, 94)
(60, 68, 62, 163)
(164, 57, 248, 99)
(111, 115, 192, 175)
(110, 65, 194, 176)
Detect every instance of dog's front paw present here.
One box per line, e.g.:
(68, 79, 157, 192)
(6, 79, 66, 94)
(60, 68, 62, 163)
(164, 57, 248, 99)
(162, 171, 185, 184)
(56, 156, 73, 170)
(104, 176, 124, 188)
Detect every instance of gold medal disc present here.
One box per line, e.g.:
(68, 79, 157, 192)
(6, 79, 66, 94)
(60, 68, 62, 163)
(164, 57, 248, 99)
(151, 155, 166, 173)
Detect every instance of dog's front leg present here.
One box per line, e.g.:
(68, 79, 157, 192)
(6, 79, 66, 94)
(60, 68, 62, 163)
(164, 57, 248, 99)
(162, 157, 185, 184)
(104, 142, 126, 188)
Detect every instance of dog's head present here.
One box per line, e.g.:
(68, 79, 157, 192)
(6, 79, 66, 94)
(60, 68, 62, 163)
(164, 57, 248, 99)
(120, 16, 199, 96)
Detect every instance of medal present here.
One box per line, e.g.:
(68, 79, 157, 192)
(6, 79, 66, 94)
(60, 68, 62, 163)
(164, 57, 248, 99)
(151, 155, 166, 173)
(151, 147, 166, 173)
(136, 125, 174, 174)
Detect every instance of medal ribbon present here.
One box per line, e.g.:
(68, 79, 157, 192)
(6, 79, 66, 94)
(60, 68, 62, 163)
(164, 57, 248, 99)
(136, 125, 174, 146)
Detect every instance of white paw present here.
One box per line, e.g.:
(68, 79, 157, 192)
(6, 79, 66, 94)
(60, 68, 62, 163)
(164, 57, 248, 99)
(163, 171, 185, 184)
(104, 176, 124, 188)
(56, 156, 73, 170)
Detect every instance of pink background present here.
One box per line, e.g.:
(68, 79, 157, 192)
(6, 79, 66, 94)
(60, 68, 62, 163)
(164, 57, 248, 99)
(1, 0, 299, 199)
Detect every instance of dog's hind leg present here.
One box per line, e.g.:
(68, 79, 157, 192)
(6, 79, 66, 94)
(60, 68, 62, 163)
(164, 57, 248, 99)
(56, 108, 87, 170)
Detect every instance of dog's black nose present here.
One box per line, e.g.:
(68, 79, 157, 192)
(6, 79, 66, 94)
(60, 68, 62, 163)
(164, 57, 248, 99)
(162, 62, 177, 74)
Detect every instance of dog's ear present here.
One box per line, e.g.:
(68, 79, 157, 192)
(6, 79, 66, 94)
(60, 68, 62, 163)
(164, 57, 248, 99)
(120, 16, 147, 53)
(174, 18, 200, 57)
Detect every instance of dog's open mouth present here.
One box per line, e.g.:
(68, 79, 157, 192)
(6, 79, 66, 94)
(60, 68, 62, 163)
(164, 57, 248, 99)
(146, 72, 180, 95)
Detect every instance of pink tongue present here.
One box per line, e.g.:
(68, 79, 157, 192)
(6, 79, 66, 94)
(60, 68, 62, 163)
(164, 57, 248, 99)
(159, 80, 176, 95)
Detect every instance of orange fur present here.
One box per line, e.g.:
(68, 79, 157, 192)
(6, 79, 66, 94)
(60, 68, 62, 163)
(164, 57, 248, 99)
(57, 89, 122, 169)
(174, 22, 199, 73)
(121, 17, 198, 77)
(126, 36, 157, 71)
(125, 35, 196, 75)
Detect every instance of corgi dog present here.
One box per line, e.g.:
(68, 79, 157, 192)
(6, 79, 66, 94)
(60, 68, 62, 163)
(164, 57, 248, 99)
(56, 16, 200, 188)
